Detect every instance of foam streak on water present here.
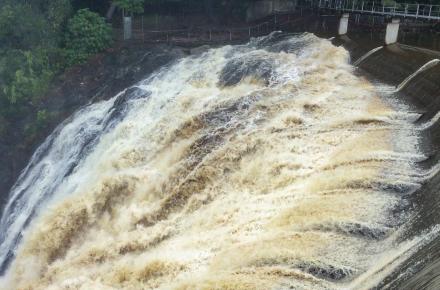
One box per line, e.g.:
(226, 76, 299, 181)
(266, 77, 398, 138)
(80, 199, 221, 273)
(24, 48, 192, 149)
(0, 33, 431, 289)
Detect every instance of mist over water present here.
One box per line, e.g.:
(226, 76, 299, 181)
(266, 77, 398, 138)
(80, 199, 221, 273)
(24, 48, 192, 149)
(0, 32, 437, 289)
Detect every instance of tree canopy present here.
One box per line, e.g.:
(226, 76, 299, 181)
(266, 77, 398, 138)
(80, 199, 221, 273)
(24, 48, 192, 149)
(114, 0, 146, 14)
(0, 1, 112, 142)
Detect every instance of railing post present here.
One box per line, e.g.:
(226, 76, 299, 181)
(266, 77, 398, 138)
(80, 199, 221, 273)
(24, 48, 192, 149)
(385, 18, 400, 45)
(429, 5, 432, 17)
(123, 16, 132, 40)
(361, 2, 364, 11)
(416, 4, 419, 18)
(372, 1, 374, 12)
(338, 13, 350, 35)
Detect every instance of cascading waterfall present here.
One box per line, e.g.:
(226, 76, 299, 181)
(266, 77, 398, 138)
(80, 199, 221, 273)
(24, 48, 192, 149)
(0, 32, 438, 289)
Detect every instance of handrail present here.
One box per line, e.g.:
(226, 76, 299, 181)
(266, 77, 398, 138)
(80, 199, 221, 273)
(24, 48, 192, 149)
(141, 21, 273, 34)
(120, 10, 307, 42)
(318, 0, 440, 20)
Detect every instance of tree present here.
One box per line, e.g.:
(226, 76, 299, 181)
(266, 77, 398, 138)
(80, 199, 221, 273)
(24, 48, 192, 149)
(64, 8, 112, 65)
(0, 4, 52, 50)
(0, 1, 115, 144)
(0, 49, 53, 106)
(113, 0, 145, 14)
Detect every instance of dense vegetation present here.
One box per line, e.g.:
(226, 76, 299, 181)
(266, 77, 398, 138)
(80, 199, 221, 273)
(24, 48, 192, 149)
(0, 0, 114, 142)
(64, 9, 113, 66)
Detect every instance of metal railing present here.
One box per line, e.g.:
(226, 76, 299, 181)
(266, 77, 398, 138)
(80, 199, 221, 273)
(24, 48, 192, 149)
(116, 10, 305, 43)
(318, 0, 440, 20)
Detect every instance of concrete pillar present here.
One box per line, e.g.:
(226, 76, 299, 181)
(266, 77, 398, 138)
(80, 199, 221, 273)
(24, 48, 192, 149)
(338, 13, 349, 35)
(123, 16, 132, 40)
(385, 18, 400, 45)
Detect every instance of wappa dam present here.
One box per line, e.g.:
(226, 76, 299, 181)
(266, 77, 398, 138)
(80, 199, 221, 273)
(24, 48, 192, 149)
(1, 1, 440, 289)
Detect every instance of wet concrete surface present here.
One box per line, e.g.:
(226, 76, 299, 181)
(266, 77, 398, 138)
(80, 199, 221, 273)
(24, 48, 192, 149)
(293, 15, 440, 289)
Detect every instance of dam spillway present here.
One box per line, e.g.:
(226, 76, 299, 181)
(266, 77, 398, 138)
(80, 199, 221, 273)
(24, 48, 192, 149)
(0, 32, 440, 289)
(351, 37, 440, 289)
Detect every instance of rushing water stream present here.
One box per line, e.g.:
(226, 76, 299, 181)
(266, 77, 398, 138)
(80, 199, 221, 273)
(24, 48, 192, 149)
(0, 32, 439, 289)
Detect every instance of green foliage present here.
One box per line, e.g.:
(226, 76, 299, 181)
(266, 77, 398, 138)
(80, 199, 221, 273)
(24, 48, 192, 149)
(0, 1, 117, 144)
(36, 109, 50, 124)
(43, 0, 74, 34)
(114, 0, 146, 14)
(0, 49, 53, 107)
(0, 0, 74, 123)
(0, 4, 53, 50)
(64, 9, 112, 66)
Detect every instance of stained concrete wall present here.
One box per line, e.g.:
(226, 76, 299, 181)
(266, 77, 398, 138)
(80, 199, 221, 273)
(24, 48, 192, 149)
(338, 14, 349, 35)
(123, 17, 132, 40)
(344, 41, 440, 290)
(246, 0, 296, 22)
(385, 19, 400, 45)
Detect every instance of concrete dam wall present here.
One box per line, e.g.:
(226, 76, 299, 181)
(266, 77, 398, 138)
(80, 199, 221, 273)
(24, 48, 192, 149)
(335, 35, 440, 289)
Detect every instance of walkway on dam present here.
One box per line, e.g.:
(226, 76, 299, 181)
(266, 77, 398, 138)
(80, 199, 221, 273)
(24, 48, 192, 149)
(318, 0, 440, 20)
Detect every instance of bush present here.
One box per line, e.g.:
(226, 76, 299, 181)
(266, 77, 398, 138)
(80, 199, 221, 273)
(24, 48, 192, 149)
(41, 0, 73, 34)
(0, 49, 53, 110)
(64, 9, 112, 66)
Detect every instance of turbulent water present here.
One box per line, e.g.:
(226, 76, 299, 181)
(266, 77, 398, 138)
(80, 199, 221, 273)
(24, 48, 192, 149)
(0, 32, 438, 289)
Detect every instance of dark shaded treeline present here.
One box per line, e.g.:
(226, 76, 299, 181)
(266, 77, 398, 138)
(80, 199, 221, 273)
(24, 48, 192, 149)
(73, 0, 255, 19)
